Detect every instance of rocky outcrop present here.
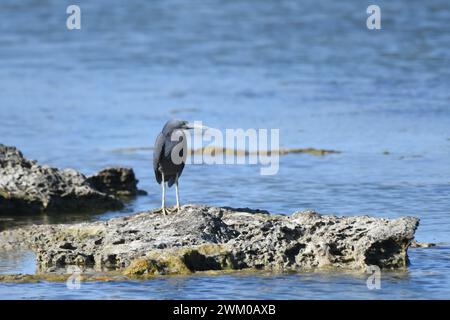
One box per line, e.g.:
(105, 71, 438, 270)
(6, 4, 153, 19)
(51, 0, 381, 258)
(0, 144, 143, 215)
(0, 205, 419, 276)
(87, 168, 146, 197)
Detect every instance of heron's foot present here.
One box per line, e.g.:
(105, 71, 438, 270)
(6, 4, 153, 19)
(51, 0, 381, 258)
(165, 206, 179, 214)
(154, 207, 168, 215)
(155, 206, 180, 215)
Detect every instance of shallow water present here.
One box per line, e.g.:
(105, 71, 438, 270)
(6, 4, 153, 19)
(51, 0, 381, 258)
(0, 247, 449, 299)
(0, 0, 449, 299)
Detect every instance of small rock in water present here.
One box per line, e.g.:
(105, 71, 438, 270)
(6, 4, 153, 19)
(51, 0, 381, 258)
(87, 167, 147, 197)
(410, 240, 436, 248)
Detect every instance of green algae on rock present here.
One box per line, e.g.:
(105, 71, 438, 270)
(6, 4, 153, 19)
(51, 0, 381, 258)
(124, 244, 235, 277)
(0, 273, 128, 283)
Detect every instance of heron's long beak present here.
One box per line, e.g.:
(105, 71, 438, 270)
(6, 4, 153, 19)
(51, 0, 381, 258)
(185, 122, 210, 131)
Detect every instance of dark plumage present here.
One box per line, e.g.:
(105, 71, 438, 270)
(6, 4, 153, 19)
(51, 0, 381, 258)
(153, 120, 189, 187)
(153, 119, 196, 214)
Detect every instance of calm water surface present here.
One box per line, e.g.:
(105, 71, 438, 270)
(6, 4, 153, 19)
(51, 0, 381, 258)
(0, 0, 449, 299)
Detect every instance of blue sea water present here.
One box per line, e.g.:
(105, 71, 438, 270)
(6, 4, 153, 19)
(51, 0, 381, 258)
(0, 0, 449, 299)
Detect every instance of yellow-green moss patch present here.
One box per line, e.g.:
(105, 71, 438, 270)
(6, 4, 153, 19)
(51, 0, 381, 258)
(124, 244, 235, 278)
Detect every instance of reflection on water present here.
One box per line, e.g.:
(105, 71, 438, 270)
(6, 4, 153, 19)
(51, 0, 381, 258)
(0, 214, 92, 231)
(0, 250, 35, 275)
(0, 202, 138, 232)
(0, 248, 449, 299)
(0, 0, 450, 299)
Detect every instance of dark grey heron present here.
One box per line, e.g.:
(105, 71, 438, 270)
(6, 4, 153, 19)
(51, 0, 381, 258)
(153, 119, 204, 214)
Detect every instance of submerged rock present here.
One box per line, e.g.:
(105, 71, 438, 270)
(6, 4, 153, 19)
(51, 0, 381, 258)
(0, 205, 419, 276)
(110, 146, 341, 157)
(191, 146, 341, 157)
(410, 240, 436, 248)
(0, 144, 143, 215)
(0, 273, 128, 283)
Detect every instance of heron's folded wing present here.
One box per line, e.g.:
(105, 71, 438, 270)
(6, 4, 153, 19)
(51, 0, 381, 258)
(153, 132, 165, 184)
